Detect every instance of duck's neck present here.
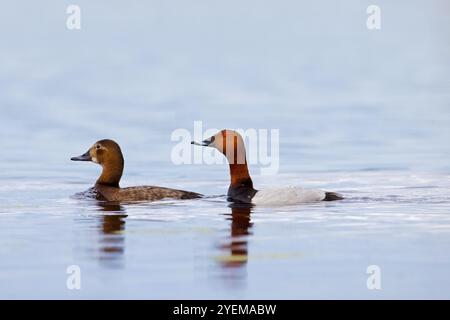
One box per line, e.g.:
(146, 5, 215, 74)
(224, 140, 254, 189)
(96, 159, 124, 188)
(229, 161, 253, 189)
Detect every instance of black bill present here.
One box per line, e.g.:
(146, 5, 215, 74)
(71, 150, 92, 161)
(191, 136, 215, 147)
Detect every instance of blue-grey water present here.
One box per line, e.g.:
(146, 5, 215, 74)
(1, 1, 450, 299)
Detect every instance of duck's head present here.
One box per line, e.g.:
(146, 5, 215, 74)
(191, 129, 246, 165)
(71, 139, 124, 187)
(71, 139, 123, 165)
(192, 129, 252, 188)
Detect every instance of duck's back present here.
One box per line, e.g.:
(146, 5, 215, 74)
(119, 186, 202, 201)
(94, 184, 202, 202)
(252, 187, 328, 205)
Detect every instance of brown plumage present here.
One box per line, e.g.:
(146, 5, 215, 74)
(192, 130, 257, 203)
(71, 139, 202, 202)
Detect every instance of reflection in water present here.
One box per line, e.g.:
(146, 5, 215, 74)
(96, 202, 127, 269)
(219, 203, 253, 269)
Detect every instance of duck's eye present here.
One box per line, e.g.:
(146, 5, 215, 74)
(96, 145, 101, 150)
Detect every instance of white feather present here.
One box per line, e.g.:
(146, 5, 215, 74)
(252, 186, 326, 205)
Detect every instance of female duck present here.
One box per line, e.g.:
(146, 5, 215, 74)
(192, 130, 343, 205)
(71, 139, 201, 202)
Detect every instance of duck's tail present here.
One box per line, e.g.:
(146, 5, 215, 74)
(323, 192, 344, 201)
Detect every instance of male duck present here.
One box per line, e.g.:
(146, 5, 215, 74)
(192, 130, 343, 205)
(71, 139, 202, 202)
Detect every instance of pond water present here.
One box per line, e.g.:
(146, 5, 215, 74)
(0, 1, 449, 299)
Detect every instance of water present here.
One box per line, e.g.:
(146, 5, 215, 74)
(1, 0, 450, 299)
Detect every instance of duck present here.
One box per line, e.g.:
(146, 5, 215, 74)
(192, 130, 343, 205)
(71, 139, 202, 202)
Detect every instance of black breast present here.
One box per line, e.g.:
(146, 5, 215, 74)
(227, 185, 258, 204)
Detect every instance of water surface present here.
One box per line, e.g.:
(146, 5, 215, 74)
(0, 0, 449, 299)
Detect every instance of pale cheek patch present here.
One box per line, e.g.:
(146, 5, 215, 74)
(90, 147, 100, 163)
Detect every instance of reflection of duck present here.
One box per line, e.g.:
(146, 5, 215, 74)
(99, 202, 127, 235)
(71, 139, 202, 201)
(192, 130, 344, 205)
(219, 203, 252, 268)
(97, 202, 127, 267)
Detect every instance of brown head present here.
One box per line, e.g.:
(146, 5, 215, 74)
(71, 139, 124, 187)
(192, 130, 253, 188)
